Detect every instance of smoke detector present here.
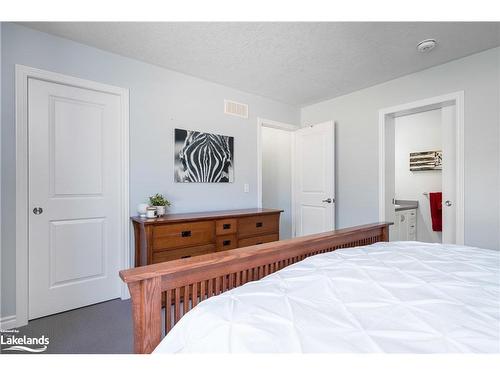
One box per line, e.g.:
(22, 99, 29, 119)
(417, 39, 437, 53)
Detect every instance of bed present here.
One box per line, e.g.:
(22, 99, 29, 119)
(119, 223, 500, 353)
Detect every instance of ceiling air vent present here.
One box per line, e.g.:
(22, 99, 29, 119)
(224, 100, 248, 119)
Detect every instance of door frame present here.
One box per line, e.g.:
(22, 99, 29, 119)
(256, 118, 297, 237)
(378, 91, 464, 244)
(14, 65, 130, 328)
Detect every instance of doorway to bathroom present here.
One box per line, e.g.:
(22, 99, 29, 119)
(394, 109, 443, 243)
(379, 92, 464, 244)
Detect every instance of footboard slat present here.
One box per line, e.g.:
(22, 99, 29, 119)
(207, 278, 213, 298)
(121, 222, 390, 353)
(165, 289, 172, 333)
(235, 271, 241, 287)
(183, 285, 189, 317)
(174, 288, 181, 323)
(222, 274, 228, 292)
(215, 276, 221, 295)
(200, 280, 206, 301)
(192, 282, 198, 308)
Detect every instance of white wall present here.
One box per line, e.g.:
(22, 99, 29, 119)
(0, 22, 4, 319)
(0, 23, 299, 319)
(395, 109, 442, 243)
(262, 127, 293, 239)
(301, 47, 500, 251)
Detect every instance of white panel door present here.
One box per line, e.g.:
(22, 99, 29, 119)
(441, 105, 457, 244)
(294, 121, 335, 236)
(28, 78, 122, 319)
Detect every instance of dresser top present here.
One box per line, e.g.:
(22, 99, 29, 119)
(131, 208, 283, 225)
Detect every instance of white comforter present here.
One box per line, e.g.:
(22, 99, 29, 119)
(154, 241, 500, 353)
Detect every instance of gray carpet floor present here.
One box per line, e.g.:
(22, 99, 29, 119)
(4, 299, 134, 354)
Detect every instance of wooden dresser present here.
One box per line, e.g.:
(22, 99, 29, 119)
(131, 208, 283, 267)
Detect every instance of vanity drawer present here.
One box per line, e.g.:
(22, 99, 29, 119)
(238, 214, 279, 238)
(152, 244, 215, 263)
(215, 219, 237, 235)
(153, 221, 215, 250)
(238, 233, 279, 248)
(408, 210, 416, 224)
(216, 234, 238, 251)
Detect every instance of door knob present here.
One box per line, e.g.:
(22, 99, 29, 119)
(33, 207, 43, 215)
(444, 200, 452, 207)
(322, 198, 333, 203)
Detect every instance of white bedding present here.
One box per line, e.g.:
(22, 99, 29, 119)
(154, 241, 500, 353)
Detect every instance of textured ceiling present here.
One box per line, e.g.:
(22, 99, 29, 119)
(19, 22, 500, 105)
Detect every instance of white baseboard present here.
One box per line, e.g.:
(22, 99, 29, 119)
(0, 315, 17, 330)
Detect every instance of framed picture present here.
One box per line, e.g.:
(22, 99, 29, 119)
(174, 128, 234, 183)
(409, 150, 442, 171)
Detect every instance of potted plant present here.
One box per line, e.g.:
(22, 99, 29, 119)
(149, 193, 171, 216)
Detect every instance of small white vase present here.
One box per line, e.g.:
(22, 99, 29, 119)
(137, 203, 149, 217)
(156, 206, 166, 216)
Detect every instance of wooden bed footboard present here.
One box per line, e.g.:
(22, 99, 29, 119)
(119, 222, 390, 354)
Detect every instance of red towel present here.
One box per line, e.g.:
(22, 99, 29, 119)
(429, 192, 442, 232)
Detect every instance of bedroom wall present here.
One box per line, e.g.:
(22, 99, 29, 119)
(394, 109, 442, 243)
(301, 47, 500, 251)
(0, 22, 4, 320)
(0, 23, 299, 319)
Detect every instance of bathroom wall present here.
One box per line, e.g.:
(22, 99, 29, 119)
(395, 109, 442, 243)
(301, 47, 500, 250)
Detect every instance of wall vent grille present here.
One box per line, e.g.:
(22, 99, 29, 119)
(224, 100, 248, 119)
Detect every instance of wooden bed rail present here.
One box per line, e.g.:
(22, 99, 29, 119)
(119, 222, 390, 354)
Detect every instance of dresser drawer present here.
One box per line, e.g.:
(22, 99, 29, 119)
(153, 221, 215, 251)
(215, 219, 237, 235)
(238, 214, 279, 238)
(152, 244, 215, 263)
(238, 233, 278, 248)
(216, 234, 238, 251)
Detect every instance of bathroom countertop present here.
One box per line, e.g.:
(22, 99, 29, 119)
(395, 200, 418, 212)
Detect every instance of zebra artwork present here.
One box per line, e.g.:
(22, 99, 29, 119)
(174, 128, 234, 183)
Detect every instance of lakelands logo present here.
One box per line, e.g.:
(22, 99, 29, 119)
(0, 330, 49, 353)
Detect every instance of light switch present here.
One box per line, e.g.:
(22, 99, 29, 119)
(244, 183, 249, 193)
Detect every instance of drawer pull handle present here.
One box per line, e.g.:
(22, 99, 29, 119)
(223, 223, 231, 230)
(181, 230, 192, 237)
(223, 240, 231, 246)
(256, 222, 263, 228)
(181, 255, 191, 259)
(256, 242, 263, 245)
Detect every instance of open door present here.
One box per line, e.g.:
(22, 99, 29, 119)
(441, 105, 457, 244)
(294, 121, 335, 236)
